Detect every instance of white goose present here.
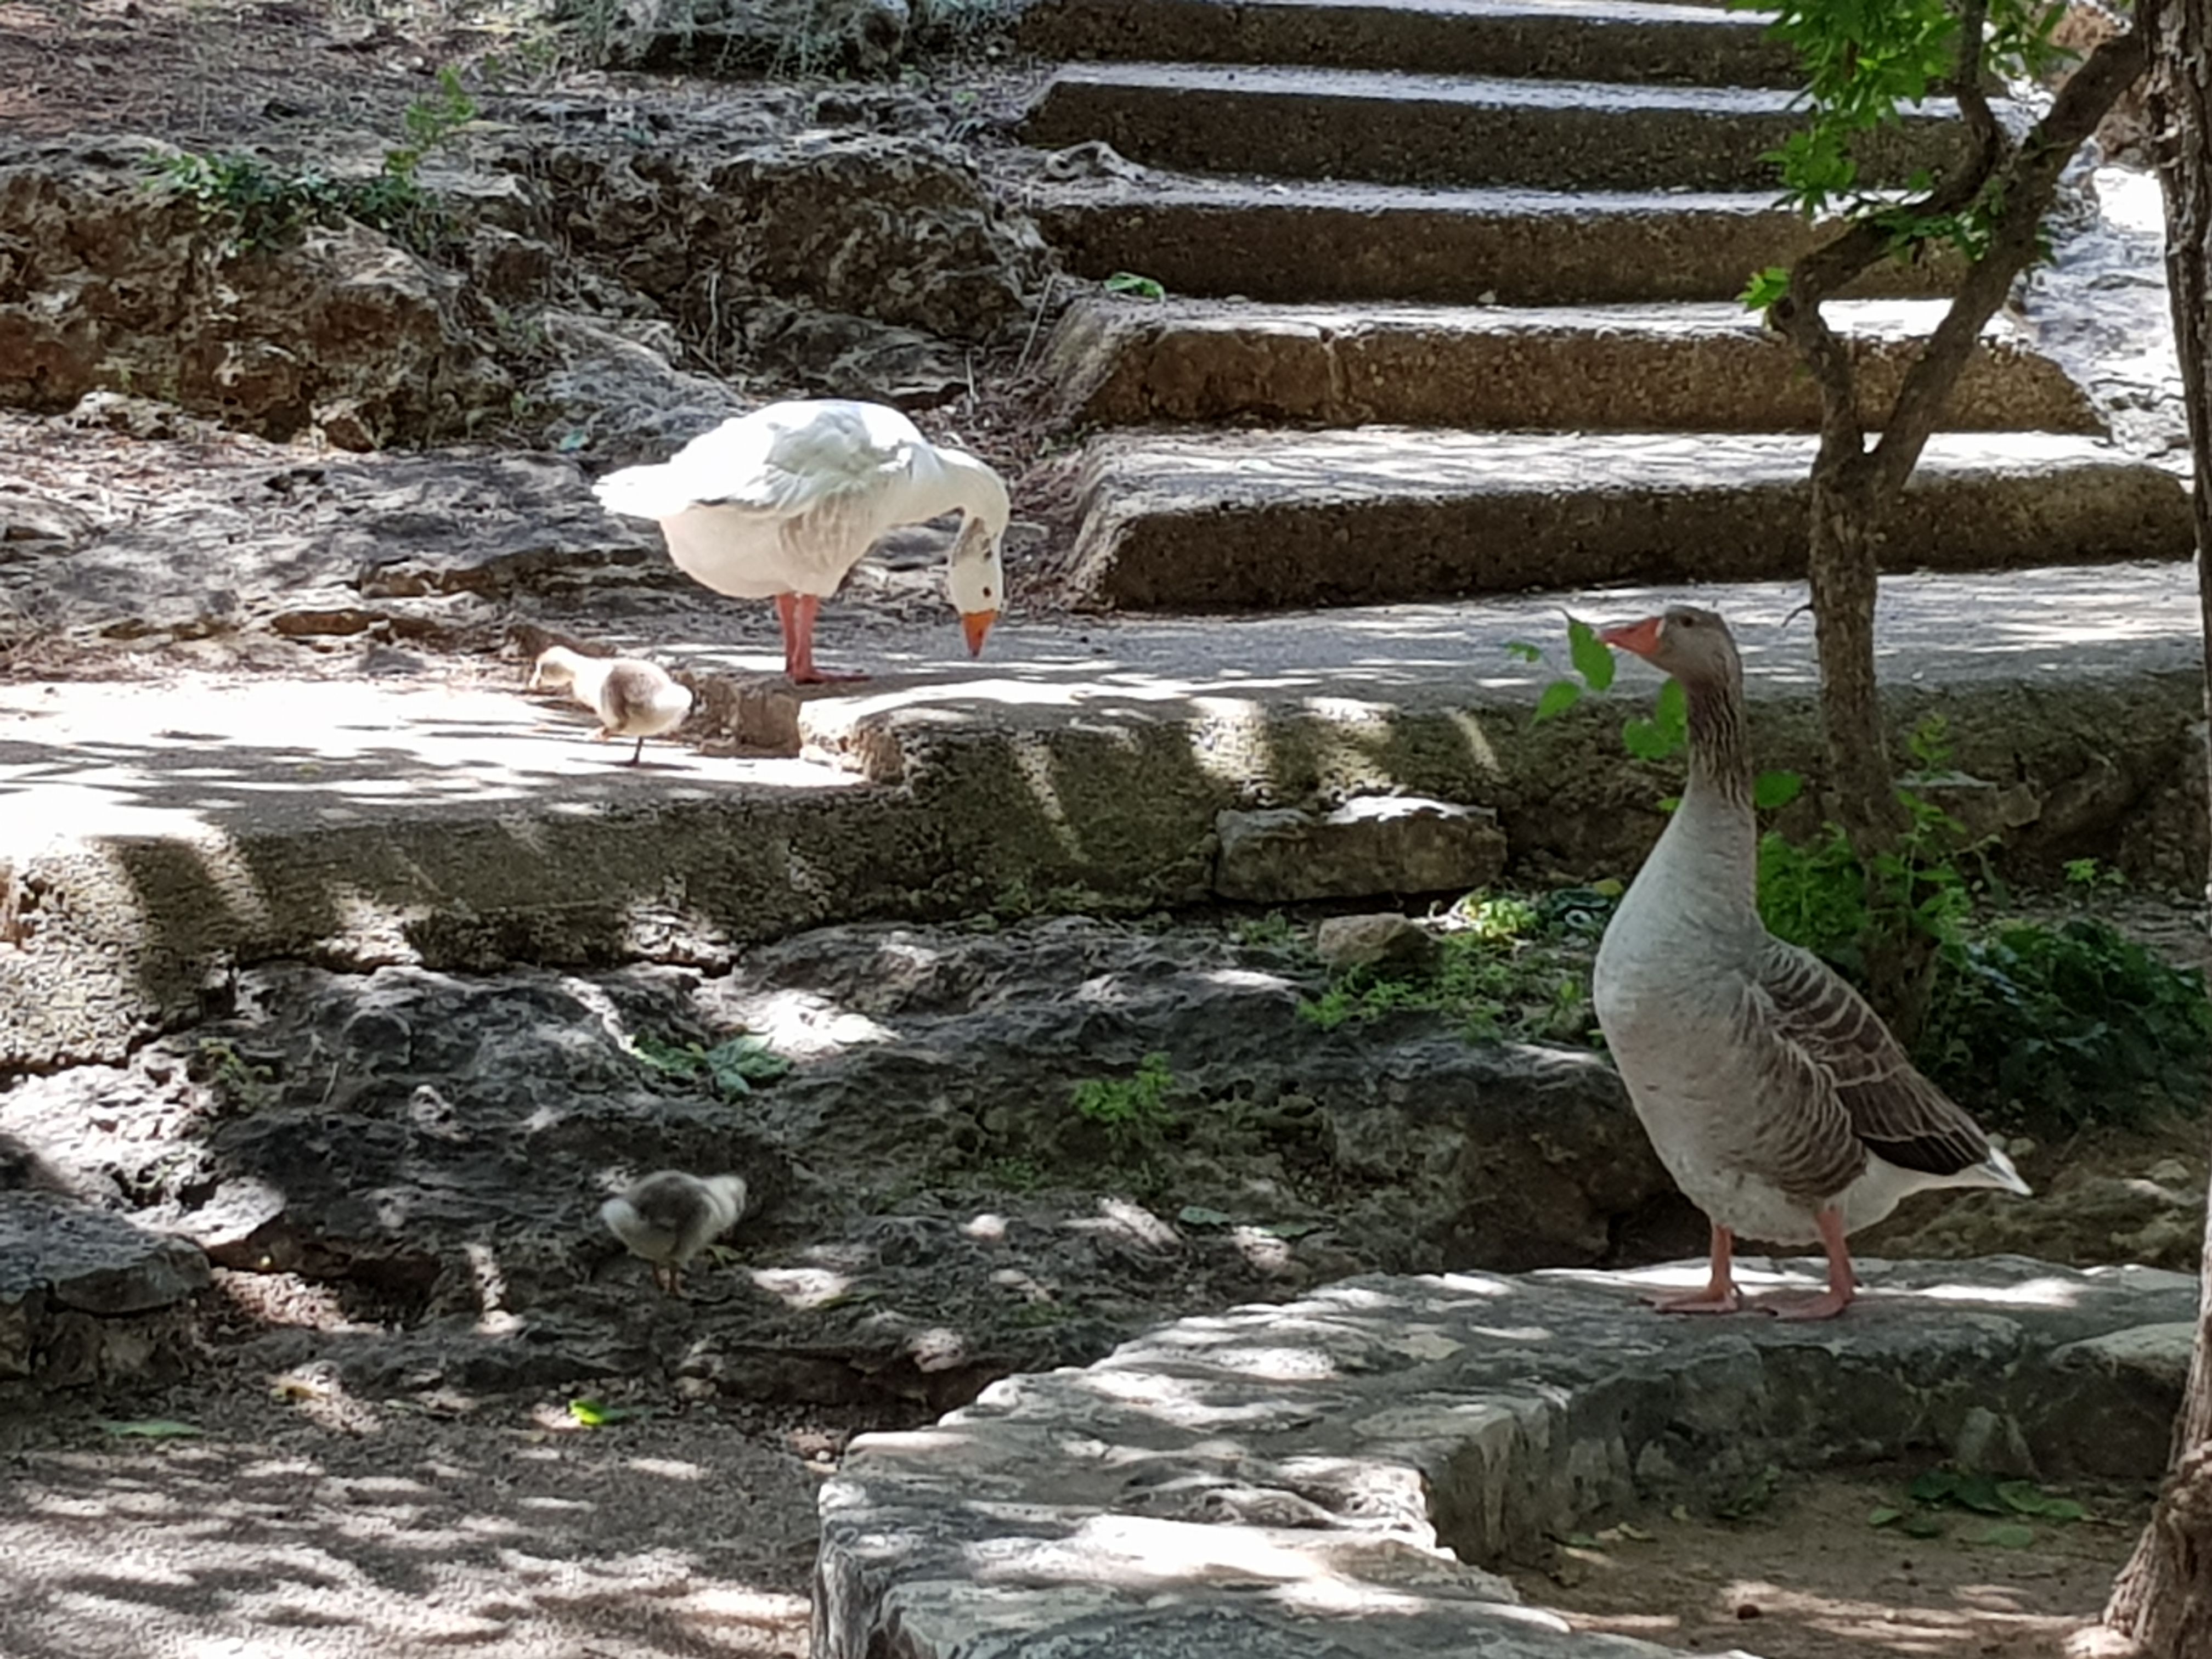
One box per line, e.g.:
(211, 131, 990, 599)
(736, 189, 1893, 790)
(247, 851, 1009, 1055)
(528, 646, 694, 765)
(591, 399, 1010, 684)
(600, 1170, 749, 1298)
(1590, 606, 2029, 1321)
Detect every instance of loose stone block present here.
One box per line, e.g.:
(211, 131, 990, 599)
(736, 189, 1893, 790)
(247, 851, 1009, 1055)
(1215, 796, 1507, 901)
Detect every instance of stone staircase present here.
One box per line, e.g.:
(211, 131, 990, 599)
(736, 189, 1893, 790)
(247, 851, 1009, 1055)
(1012, 0, 2191, 614)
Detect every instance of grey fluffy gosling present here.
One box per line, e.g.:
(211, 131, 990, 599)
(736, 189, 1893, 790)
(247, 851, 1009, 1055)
(528, 646, 694, 765)
(600, 1170, 748, 1297)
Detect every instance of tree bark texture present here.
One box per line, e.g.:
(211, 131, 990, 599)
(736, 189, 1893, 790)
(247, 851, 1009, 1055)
(2100, 1, 2212, 1647)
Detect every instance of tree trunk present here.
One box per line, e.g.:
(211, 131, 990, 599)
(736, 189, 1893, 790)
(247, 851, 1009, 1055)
(2096, 0, 2212, 1651)
(1805, 443, 1937, 1034)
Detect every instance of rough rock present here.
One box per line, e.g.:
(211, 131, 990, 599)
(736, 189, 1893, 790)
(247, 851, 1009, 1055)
(602, 0, 917, 75)
(0, 138, 510, 446)
(0, 1190, 209, 1393)
(1215, 797, 1509, 902)
(0, 448, 669, 642)
(817, 1259, 2199, 1659)
(1314, 913, 1441, 973)
(539, 130, 1050, 347)
(744, 301, 977, 408)
(1867, 1160, 2208, 1271)
(536, 311, 751, 462)
(0, 917, 1692, 1400)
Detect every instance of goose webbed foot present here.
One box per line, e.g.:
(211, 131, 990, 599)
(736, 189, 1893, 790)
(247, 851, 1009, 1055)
(1746, 1207, 1855, 1321)
(1646, 1222, 1746, 1315)
(776, 592, 869, 684)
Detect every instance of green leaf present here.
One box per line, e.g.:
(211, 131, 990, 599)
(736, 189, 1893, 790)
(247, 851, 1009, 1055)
(1908, 1468, 1960, 1504)
(1177, 1205, 1235, 1228)
(2042, 1498, 2087, 1523)
(1954, 1471, 2007, 1515)
(567, 1397, 645, 1427)
(704, 1035, 793, 1096)
(1740, 264, 1792, 311)
(1103, 270, 1166, 301)
(1867, 1506, 1904, 1528)
(1753, 770, 1805, 811)
(1996, 1480, 2050, 1516)
(1622, 680, 1688, 762)
(1567, 618, 1616, 691)
(1502, 639, 1543, 663)
(1533, 680, 1583, 723)
(98, 1418, 202, 1438)
(1901, 1512, 1946, 1538)
(1980, 1522, 2036, 1549)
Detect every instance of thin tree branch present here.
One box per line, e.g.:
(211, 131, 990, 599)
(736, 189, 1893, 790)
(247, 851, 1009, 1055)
(1764, 0, 2010, 453)
(1872, 23, 2149, 493)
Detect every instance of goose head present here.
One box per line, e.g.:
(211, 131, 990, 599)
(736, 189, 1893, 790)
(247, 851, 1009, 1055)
(945, 510, 1006, 657)
(528, 645, 587, 692)
(1599, 606, 1740, 687)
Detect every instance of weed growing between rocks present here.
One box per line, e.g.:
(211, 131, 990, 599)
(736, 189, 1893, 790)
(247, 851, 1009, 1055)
(1068, 1052, 1177, 1159)
(1298, 889, 1611, 1045)
(154, 67, 479, 257)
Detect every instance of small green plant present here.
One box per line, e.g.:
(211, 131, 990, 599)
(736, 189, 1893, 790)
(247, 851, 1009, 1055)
(193, 1037, 276, 1111)
(1233, 910, 1301, 950)
(2064, 856, 2128, 898)
(1869, 1466, 2088, 1547)
(1070, 1053, 1178, 1152)
(1713, 1462, 1783, 1522)
(980, 1155, 1047, 1192)
(632, 1032, 793, 1097)
(155, 66, 477, 256)
(1298, 888, 1610, 1045)
(1102, 270, 1167, 301)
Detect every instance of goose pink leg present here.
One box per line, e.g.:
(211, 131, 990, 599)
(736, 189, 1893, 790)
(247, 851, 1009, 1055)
(1647, 1223, 1744, 1314)
(1754, 1206, 1857, 1321)
(774, 592, 868, 686)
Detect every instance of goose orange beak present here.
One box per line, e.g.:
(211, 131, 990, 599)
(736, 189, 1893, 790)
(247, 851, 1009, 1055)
(961, 608, 998, 657)
(1598, 617, 1663, 658)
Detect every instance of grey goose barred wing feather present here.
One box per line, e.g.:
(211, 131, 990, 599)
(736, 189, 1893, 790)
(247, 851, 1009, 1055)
(1754, 937, 1995, 1180)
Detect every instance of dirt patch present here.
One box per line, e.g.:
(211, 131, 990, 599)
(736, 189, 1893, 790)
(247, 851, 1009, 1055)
(0, 1328, 909, 1658)
(1507, 1464, 2154, 1659)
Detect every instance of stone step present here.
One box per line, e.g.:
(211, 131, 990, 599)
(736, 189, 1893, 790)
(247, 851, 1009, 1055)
(822, 1260, 2197, 1659)
(5, 562, 2202, 1068)
(1015, 0, 1801, 88)
(1045, 296, 2103, 433)
(1020, 63, 1966, 191)
(1032, 172, 1957, 305)
(1056, 429, 2190, 608)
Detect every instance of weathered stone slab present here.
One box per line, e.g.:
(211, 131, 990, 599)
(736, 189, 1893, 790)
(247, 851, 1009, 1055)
(818, 1259, 2199, 1658)
(0, 1190, 209, 1392)
(1044, 296, 2104, 435)
(1023, 63, 1968, 193)
(1215, 797, 1507, 901)
(0, 567, 2204, 1068)
(1033, 172, 1956, 306)
(1018, 0, 1802, 88)
(1059, 428, 2191, 608)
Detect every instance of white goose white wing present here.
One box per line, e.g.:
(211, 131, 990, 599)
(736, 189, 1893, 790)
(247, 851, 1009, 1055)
(592, 400, 929, 599)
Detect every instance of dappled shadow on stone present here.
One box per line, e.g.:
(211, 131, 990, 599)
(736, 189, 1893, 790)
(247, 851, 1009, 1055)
(817, 1261, 2196, 1658)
